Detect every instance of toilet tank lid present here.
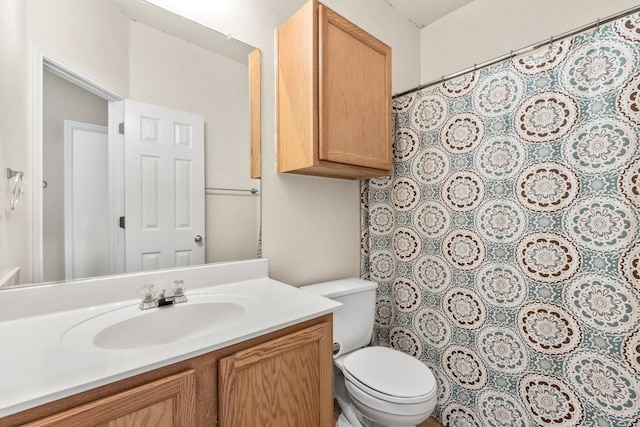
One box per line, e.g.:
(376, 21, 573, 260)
(300, 278, 378, 298)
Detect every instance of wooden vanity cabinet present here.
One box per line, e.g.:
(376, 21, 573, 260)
(277, 0, 392, 180)
(1, 315, 333, 427)
(218, 323, 332, 426)
(21, 371, 196, 427)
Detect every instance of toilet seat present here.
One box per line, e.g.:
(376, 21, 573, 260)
(339, 346, 437, 404)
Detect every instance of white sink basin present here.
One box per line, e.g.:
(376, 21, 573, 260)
(63, 293, 260, 350)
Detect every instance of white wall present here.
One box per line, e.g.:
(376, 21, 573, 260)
(420, 0, 640, 84)
(147, 0, 422, 286)
(26, 0, 130, 95)
(0, 1, 30, 282)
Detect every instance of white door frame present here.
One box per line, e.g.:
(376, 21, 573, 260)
(32, 47, 124, 282)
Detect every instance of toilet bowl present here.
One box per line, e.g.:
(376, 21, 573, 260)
(301, 278, 437, 427)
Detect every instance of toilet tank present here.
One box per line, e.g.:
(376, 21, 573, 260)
(301, 278, 378, 357)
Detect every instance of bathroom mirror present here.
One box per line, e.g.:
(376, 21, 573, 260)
(0, 0, 261, 288)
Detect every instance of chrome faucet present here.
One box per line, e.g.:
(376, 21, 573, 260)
(139, 281, 188, 310)
(157, 289, 173, 307)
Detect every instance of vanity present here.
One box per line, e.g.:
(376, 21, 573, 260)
(0, 259, 340, 426)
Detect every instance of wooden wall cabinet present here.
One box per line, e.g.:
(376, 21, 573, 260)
(277, 0, 392, 180)
(248, 48, 261, 179)
(2, 315, 333, 427)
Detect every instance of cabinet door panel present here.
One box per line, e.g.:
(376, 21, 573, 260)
(25, 371, 196, 427)
(218, 323, 333, 427)
(319, 5, 391, 171)
(99, 400, 174, 427)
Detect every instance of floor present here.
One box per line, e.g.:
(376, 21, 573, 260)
(420, 417, 443, 427)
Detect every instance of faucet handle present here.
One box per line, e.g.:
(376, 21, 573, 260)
(172, 280, 188, 304)
(140, 284, 157, 302)
(173, 280, 186, 296)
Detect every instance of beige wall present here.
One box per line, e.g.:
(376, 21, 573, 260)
(420, 0, 640, 84)
(146, 0, 422, 286)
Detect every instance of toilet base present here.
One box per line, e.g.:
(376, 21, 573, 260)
(337, 413, 352, 427)
(333, 355, 432, 427)
(336, 412, 419, 427)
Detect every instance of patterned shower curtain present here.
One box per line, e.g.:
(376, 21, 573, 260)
(361, 12, 640, 427)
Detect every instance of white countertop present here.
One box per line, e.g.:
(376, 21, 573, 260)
(0, 260, 341, 418)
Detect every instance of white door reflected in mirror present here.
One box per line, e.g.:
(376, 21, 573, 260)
(64, 121, 110, 280)
(122, 99, 205, 273)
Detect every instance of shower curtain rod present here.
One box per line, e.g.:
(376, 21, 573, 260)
(393, 4, 640, 99)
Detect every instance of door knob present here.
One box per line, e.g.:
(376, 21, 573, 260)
(194, 235, 203, 244)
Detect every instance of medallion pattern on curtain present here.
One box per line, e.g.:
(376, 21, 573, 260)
(361, 13, 640, 427)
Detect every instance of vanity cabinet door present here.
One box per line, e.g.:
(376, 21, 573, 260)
(24, 370, 196, 427)
(218, 322, 333, 427)
(276, 0, 392, 180)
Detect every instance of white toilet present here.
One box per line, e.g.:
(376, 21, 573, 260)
(301, 278, 437, 427)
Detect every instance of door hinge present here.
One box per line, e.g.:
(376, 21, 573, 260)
(119, 216, 125, 229)
(118, 122, 124, 135)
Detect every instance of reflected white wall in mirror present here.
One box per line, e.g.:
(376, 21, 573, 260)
(0, 0, 261, 288)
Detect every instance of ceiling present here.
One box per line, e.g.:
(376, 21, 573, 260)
(386, 0, 475, 28)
